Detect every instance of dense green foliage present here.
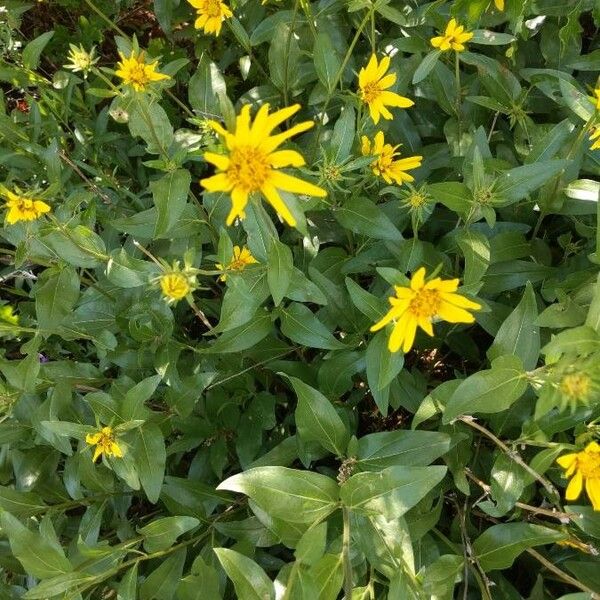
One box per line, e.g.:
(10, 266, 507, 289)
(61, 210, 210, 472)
(1, 0, 600, 598)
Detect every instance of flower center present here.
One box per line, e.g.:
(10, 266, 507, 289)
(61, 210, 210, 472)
(205, 0, 223, 16)
(227, 146, 271, 192)
(408, 192, 427, 208)
(361, 81, 382, 104)
(161, 273, 190, 299)
(128, 62, 150, 87)
(372, 147, 395, 175)
(22, 199, 33, 209)
(408, 289, 441, 319)
(560, 373, 591, 401)
(577, 451, 600, 479)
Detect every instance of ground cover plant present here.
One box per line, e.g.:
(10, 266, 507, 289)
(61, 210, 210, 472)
(1, 0, 600, 597)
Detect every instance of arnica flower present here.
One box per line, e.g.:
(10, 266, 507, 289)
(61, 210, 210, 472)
(216, 245, 258, 281)
(370, 267, 481, 353)
(86, 426, 123, 463)
(557, 442, 600, 511)
(361, 131, 422, 185)
(493, 0, 504, 10)
(160, 272, 192, 302)
(115, 50, 170, 92)
(64, 44, 98, 77)
(593, 88, 600, 110)
(188, 0, 233, 36)
(431, 19, 474, 53)
(3, 189, 51, 225)
(0, 305, 19, 325)
(358, 54, 414, 125)
(201, 103, 327, 227)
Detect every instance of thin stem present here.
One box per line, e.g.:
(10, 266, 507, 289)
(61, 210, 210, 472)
(454, 51, 462, 154)
(459, 417, 560, 502)
(342, 506, 353, 599)
(313, 8, 373, 149)
(83, 0, 128, 37)
(526, 548, 600, 597)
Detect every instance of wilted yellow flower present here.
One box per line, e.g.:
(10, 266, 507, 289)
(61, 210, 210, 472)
(431, 19, 473, 52)
(86, 426, 123, 463)
(358, 54, 414, 125)
(217, 245, 258, 281)
(557, 442, 600, 511)
(64, 44, 98, 76)
(160, 272, 192, 301)
(361, 131, 422, 185)
(0, 305, 18, 325)
(371, 267, 481, 353)
(201, 103, 327, 227)
(2, 189, 51, 225)
(115, 50, 170, 92)
(188, 0, 233, 35)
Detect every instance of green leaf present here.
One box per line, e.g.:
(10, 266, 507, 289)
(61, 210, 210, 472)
(22, 31, 54, 69)
(345, 278, 387, 322)
(330, 105, 356, 163)
(139, 548, 186, 600)
(427, 182, 471, 214)
(151, 169, 191, 237)
(585, 273, 600, 333)
(121, 374, 162, 421)
(471, 30, 515, 45)
(456, 230, 490, 291)
(131, 424, 166, 503)
(472, 523, 565, 571)
(217, 466, 339, 524)
(314, 33, 341, 92)
(106, 248, 158, 288)
(214, 548, 274, 600)
(1, 512, 71, 579)
(295, 521, 328, 566)
(280, 303, 346, 350)
(189, 55, 226, 116)
(412, 50, 441, 84)
(541, 326, 600, 358)
(309, 554, 344, 600)
(495, 160, 569, 204)
(205, 313, 272, 353)
(267, 239, 293, 306)
(340, 465, 447, 520)
(139, 516, 199, 553)
(288, 376, 349, 456)
(35, 265, 80, 331)
(488, 283, 540, 370)
(0, 488, 47, 517)
(357, 430, 452, 470)
(366, 330, 404, 392)
(334, 197, 402, 241)
(129, 98, 174, 155)
(268, 23, 299, 91)
(443, 355, 528, 423)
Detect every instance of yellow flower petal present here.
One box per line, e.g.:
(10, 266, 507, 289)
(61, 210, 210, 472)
(566, 470, 583, 500)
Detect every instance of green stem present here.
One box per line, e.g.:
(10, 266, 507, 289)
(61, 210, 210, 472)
(83, 0, 128, 37)
(342, 507, 353, 599)
(454, 51, 462, 154)
(313, 8, 373, 150)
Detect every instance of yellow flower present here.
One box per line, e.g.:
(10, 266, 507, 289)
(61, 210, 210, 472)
(361, 131, 422, 185)
(216, 245, 258, 281)
(3, 189, 51, 225)
(160, 272, 192, 301)
(591, 128, 600, 151)
(0, 305, 19, 325)
(431, 19, 474, 52)
(358, 54, 414, 125)
(560, 372, 591, 403)
(370, 267, 481, 353)
(114, 50, 170, 92)
(557, 442, 600, 511)
(86, 426, 123, 463)
(64, 44, 98, 76)
(494, 0, 504, 9)
(188, 0, 233, 35)
(201, 103, 327, 227)
(593, 89, 600, 111)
